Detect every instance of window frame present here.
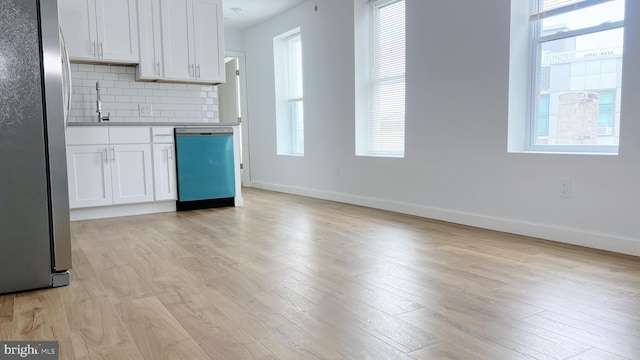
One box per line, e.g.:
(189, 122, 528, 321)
(286, 32, 304, 155)
(356, 0, 406, 158)
(273, 28, 304, 156)
(527, 0, 624, 153)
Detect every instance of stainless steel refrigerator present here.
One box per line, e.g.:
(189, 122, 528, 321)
(0, 0, 73, 294)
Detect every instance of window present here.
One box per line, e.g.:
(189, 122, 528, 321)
(274, 29, 304, 155)
(528, 0, 625, 151)
(356, 0, 406, 157)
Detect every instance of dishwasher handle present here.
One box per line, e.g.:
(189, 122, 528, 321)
(175, 127, 233, 136)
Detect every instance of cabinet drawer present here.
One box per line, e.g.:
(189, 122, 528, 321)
(109, 127, 151, 144)
(66, 127, 109, 145)
(152, 127, 175, 143)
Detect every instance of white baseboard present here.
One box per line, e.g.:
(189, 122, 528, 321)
(249, 181, 640, 257)
(70, 201, 177, 221)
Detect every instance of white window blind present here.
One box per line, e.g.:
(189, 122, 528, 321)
(368, 0, 405, 156)
(530, 0, 611, 18)
(287, 33, 304, 154)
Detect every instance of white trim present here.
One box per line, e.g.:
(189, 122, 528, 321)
(537, 21, 624, 43)
(249, 181, 640, 257)
(225, 50, 251, 186)
(70, 201, 176, 221)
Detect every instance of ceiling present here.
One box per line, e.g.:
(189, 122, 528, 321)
(223, 0, 306, 31)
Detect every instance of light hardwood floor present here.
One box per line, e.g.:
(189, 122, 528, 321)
(1, 188, 639, 359)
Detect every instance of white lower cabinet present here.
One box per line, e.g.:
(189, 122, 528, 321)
(67, 144, 153, 208)
(152, 144, 177, 201)
(66, 145, 113, 208)
(111, 144, 154, 204)
(66, 127, 154, 209)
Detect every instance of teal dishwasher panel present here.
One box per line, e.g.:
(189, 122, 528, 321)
(176, 132, 235, 201)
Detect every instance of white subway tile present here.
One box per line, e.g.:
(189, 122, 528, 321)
(116, 96, 131, 103)
(130, 96, 145, 102)
(111, 66, 128, 74)
(103, 73, 120, 80)
(71, 71, 87, 79)
(122, 89, 138, 96)
(94, 65, 111, 73)
(153, 90, 167, 96)
(130, 82, 146, 89)
(113, 81, 130, 88)
(144, 83, 159, 89)
(119, 73, 135, 81)
(74, 87, 91, 95)
(99, 80, 115, 88)
(145, 96, 160, 103)
(173, 84, 187, 90)
(86, 72, 104, 80)
(78, 64, 95, 72)
(107, 88, 123, 95)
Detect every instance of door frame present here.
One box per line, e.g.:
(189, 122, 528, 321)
(224, 50, 251, 187)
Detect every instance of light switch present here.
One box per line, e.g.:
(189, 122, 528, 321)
(139, 104, 153, 117)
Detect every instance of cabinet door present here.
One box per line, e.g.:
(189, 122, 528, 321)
(95, 0, 139, 63)
(153, 144, 177, 201)
(111, 144, 154, 204)
(137, 0, 163, 79)
(58, 0, 98, 61)
(67, 145, 113, 208)
(192, 0, 225, 82)
(160, 0, 195, 81)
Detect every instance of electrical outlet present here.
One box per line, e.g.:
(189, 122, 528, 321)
(139, 104, 153, 117)
(560, 178, 572, 198)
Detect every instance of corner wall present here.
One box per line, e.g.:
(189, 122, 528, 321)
(241, 0, 640, 256)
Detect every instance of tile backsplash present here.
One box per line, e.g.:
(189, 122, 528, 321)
(69, 64, 219, 123)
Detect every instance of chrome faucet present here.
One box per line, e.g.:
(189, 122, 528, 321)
(96, 81, 110, 122)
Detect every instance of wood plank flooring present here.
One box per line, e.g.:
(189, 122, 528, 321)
(1, 188, 639, 359)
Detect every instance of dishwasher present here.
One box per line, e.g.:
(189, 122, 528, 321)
(174, 127, 235, 211)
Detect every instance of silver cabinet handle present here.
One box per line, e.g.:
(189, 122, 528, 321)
(99, 42, 104, 58)
(167, 147, 173, 160)
(196, 64, 201, 79)
(111, 146, 115, 161)
(156, 62, 161, 76)
(103, 147, 108, 164)
(92, 41, 97, 57)
(191, 64, 196, 78)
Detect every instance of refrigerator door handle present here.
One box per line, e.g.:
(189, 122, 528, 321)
(59, 27, 72, 129)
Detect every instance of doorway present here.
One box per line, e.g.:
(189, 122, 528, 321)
(218, 52, 250, 186)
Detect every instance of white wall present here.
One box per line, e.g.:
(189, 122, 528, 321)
(242, 0, 640, 255)
(225, 29, 245, 52)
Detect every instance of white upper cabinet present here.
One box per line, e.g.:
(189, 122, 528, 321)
(160, 0, 194, 80)
(137, 0, 163, 79)
(192, 0, 224, 82)
(59, 0, 139, 64)
(138, 0, 225, 83)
